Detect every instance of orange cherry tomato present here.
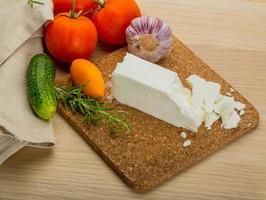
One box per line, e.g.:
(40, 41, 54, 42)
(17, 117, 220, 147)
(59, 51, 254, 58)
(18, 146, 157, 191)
(70, 59, 105, 98)
(45, 13, 97, 64)
(92, 0, 141, 46)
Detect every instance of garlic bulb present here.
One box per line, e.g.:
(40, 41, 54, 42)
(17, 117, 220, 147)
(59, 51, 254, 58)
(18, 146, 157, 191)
(126, 16, 172, 63)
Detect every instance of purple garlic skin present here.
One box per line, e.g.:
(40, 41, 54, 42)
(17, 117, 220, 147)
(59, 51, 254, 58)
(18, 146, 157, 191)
(126, 16, 173, 63)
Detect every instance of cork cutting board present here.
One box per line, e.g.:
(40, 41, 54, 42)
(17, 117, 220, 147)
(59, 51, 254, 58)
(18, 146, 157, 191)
(55, 37, 259, 192)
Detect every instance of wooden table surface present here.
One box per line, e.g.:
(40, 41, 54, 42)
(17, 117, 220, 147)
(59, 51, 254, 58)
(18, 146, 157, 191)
(1, 0, 266, 199)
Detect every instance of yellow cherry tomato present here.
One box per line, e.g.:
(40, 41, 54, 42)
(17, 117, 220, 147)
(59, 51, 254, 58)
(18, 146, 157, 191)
(70, 59, 105, 98)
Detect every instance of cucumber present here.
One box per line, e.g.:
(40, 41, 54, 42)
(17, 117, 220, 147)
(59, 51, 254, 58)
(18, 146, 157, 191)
(27, 54, 57, 120)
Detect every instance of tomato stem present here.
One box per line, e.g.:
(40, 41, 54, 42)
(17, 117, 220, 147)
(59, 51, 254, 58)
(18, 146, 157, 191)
(70, 0, 76, 18)
(70, 0, 83, 18)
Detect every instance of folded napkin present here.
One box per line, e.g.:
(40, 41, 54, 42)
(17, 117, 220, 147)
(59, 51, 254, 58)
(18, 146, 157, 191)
(0, 0, 55, 165)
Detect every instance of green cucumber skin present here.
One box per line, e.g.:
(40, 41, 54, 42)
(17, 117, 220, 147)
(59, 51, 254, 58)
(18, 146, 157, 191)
(27, 54, 57, 120)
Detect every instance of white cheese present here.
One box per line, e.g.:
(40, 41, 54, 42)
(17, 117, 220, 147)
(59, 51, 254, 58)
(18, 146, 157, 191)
(213, 95, 241, 128)
(204, 112, 220, 130)
(187, 75, 244, 130)
(234, 101, 246, 117)
(112, 53, 245, 133)
(112, 53, 203, 132)
(187, 75, 221, 113)
(234, 101, 246, 111)
(106, 95, 114, 102)
(230, 88, 235, 93)
(186, 75, 207, 109)
(222, 110, 241, 129)
(226, 92, 232, 96)
(187, 75, 222, 129)
(214, 96, 235, 115)
(183, 140, 192, 147)
(239, 110, 245, 116)
(180, 132, 187, 139)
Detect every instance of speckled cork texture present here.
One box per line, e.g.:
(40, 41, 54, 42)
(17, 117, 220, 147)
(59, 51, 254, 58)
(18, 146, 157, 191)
(55, 37, 259, 192)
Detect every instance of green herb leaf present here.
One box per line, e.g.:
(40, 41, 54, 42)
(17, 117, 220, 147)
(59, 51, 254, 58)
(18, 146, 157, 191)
(54, 85, 131, 138)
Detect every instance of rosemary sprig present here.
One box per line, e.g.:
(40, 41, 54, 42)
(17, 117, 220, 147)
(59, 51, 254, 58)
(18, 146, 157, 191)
(28, 0, 44, 8)
(54, 85, 131, 138)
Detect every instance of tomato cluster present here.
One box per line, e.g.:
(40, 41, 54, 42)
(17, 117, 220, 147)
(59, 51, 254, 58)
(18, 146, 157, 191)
(45, 0, 141, 64)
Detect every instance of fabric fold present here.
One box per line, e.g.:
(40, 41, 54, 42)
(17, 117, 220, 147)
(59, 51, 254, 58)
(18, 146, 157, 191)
(0, 0, 55, 165)
(0, 132, 28, 165)
(0, 0, 54, 65)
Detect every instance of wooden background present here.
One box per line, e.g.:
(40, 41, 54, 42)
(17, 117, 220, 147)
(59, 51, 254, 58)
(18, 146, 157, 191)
(0, 0, 266, 199)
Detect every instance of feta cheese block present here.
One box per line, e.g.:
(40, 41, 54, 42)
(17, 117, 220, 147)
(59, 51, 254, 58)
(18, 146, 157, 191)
(112, 53, 203, 132)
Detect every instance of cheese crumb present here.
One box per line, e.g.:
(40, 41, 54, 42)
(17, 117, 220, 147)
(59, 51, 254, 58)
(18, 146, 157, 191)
(226, 92, 232, 96)
(234, 101, 246, 111)
(230, 88, 235, 93)
(107, 95, 114, 102)
(183, 140, 191, 147)
(180, 132, 187, 139)
(239, 110, 245, 116)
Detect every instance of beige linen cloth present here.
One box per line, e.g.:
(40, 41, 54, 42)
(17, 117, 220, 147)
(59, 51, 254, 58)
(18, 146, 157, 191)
(0, 0, 55, 165)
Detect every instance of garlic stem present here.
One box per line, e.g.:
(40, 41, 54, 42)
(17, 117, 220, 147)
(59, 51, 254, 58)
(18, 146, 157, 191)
(140, 34, 159, 51)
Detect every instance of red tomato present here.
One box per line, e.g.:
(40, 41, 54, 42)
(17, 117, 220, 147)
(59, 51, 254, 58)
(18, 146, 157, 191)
(92, 0, 141, 45)
(45, 13, 97, 64)
(53, 0, 97, 17)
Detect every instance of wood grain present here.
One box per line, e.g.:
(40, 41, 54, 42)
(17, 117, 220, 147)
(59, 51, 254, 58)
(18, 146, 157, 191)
(0, 0, 266, 199)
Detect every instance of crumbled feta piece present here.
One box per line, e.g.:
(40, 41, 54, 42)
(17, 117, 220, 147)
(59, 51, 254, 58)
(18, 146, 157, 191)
(183, 140, 192, 147)
(204, 84, 221, 113)
(239, 110, 245, 116)
(187, 75, 245, 131)
(234, 101, 246, 111)
(187, 75, 221, 113)
(214, 96, 235, 115)
(107, 95, 114, 102)
(180, 132, 187, 139)
(222, 111, 241, 129)
(204, 112, 220, 130)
